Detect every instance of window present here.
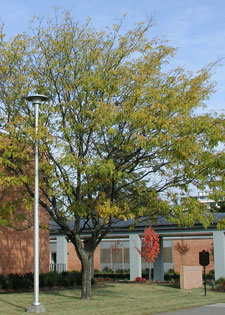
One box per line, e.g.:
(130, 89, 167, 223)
(163, 247, 172, 263)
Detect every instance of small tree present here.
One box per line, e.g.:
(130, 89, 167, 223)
(208, 242, 214, 262)
(174, 240, 190, 266)
(110, 240, 123, 271)
(136, 226, 160, 280)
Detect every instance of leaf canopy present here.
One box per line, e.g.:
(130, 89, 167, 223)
(0, 11, 224, 237)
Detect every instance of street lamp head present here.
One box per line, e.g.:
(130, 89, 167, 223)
(25, 94, 48, 105)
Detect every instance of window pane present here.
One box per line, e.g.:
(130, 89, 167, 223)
(164, 247, 172, 263)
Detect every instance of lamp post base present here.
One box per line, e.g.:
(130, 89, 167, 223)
(27, 303, 46, 313)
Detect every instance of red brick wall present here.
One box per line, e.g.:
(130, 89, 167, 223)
(0, 180, 50, 275)
(0, 146, 50, 275)
(94, 246, 101, 270)
(67, 242, 81, 271)
(67, 243, 100, 271)
(173, 239, 214, 273)
(0, 224, 49, 275)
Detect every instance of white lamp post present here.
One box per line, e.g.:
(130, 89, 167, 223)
(26, 94, 48, 313)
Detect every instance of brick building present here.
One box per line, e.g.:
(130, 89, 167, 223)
(0, 184, 50, 275)
(173, 238, 214, 274)
(0, 192, 50, 275)
(0, 223, 49, 275)
(0, 141, 50, 275)
(50, 216, 225, 281)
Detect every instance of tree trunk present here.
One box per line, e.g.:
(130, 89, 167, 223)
(81, 256, 92, 300)
(148, 262, 152, 281)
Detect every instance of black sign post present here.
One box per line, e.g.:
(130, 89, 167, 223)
(199, 250, 210, 296)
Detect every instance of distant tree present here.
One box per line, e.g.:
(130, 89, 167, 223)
(110, 240, 123, 271)
(136, 226, 160, 280)
(0, 10, 224, 299)
(208, 241, 214, 262)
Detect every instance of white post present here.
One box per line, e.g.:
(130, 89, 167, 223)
(213, 231, 225, 280)
(56, 236, 68, 272)
(34, 101, 40, 305)
(26, 95, 48, 313)
(153, 237, 164, 281)
(129, 234, 142, 280)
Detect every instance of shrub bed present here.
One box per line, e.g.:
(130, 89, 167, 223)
(164, 269, 215, 283)
(94, 272, 130, 280)
(0, 271, 83, 291)
(0, 269, 216, 291)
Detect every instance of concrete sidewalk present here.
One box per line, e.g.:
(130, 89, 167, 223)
(155, 303, 225, 315)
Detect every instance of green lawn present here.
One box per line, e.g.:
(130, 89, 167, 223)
(0, 283, 224, 315)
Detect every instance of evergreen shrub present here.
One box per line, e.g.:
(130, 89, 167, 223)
(0, 270, 82, 290)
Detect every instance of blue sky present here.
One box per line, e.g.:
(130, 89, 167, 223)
(0, 0, 224, 114)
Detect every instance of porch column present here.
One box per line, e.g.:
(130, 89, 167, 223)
(153, 236, 164, 281)
(56, 236, 68, 272)
(213, 231, 225, 280)
(129, 233, 142, 280)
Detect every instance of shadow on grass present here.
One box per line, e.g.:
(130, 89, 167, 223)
(93, 288, 120, 296)
(93, 285, 140, 299)
(40, 285, 125, 302)
(157, 282, 180, 289)
(41, 289, 81, 300)
(0, 297, 27, 311)
(42, 283, 132, 301)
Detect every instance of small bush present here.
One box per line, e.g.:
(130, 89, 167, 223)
(39, 273, 48, 287)
(215, 277, 225, 285)
(46, 271, 61, 287)
(135, 277, 147, 283)
(58, 271, 70, 287)
(100, 267, 130, 274)
(206, 270, 215, 281)
(3, 274, 20, 290)
(7, 274, 28, 290)
(164, 269, 180, 282)
(91, 277, 97, 285)
(94, 272, 129, 280)
(115, 269, 130, 274)
(2, 277, 13, 290)
(23, 273, 34, 289)
(0, 274, 5, 289)
(102, 267, 112, 273)
(212, 277, 225, 291)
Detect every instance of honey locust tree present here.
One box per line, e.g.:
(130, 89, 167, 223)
(0, 12, 224, 299)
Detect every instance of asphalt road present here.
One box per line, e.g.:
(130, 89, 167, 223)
(154, 303, 225, 315)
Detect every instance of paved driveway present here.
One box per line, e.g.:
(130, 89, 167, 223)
(154, 303, 225, 315)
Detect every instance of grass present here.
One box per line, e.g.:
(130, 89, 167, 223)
(0, 283, 224, 315)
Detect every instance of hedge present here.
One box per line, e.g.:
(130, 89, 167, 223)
(0, 271, 82, 290)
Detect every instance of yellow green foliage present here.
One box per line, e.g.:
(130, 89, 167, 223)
(0, 10, 224, 270)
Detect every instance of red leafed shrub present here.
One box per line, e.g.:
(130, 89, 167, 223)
(135, 277, 147, 283)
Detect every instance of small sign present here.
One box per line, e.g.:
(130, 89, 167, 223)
(199, 250, 210, 296)
(199, 250, 209, 267)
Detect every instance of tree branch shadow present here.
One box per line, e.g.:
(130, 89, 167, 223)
(41, 289, 80, 300)
(0, 297, 27, 311)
